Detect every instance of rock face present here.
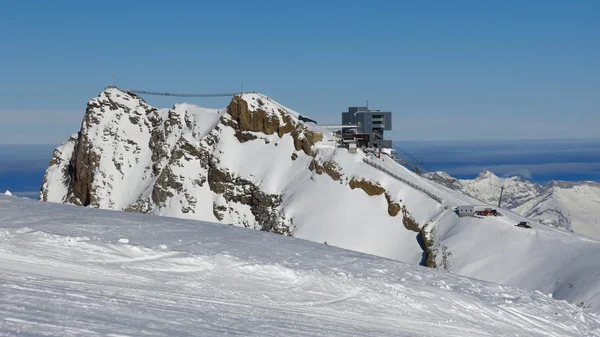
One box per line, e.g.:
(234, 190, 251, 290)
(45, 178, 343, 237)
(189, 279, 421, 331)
(40, 87, 426, 262)
(424, 170, 600, 240)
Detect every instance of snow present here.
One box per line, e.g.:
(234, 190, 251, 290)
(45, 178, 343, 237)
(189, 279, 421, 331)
(514, 181, 600, 239)
(2, 194, 600, 336)
(39, 87, 600, 316)
(3, 190, 12, 196)
(39, 133, 77, 202)
(425, 170, 600, 240)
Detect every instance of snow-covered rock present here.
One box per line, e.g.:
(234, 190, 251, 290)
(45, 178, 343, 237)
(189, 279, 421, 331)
(39, 87, 600, 312)
(40, 87, 428, 262)
(425, 170, 600, 239)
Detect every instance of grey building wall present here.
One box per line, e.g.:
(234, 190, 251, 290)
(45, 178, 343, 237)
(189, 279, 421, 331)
(358, 112, 370, 134)
(341, 107, 369, 127)
(341, 112, 354, 125)
(381, 112, 392, 131)
(341, 107, 393, 147)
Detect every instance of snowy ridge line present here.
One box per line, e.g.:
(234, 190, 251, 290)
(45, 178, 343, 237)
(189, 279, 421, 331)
(255, 93, 301, 118)
(362, 157, 444, 204)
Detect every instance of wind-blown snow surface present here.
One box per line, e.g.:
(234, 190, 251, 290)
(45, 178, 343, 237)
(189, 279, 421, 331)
(2, 195, 600, 336)
(424, 170, 600, 240)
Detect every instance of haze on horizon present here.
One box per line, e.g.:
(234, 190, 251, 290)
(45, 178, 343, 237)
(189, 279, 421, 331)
(0, 0, 598, 144)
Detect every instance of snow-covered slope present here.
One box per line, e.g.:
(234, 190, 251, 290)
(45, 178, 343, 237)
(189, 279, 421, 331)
(2, 194, 600, 336)
(425, 170, 600, 239)
(40, 87, 441, 264)
(39, 87, 600, 313)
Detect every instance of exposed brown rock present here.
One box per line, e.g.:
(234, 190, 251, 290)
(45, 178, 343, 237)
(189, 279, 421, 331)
(401, 205, 420, 232)
(305, 130, 323, 145)
(206, 158, 288, 234)
(348, 178, 386, 196)
(67, 130, 100, 207)
(310, 160, 343, 181)
(225, 95, 321, 155)
(420, 224, 437, 268)
(226, 96, 280, 135)
(347, 178, 403, 217)
(385, 193, 402, 217)
(279, 114, 295, 137)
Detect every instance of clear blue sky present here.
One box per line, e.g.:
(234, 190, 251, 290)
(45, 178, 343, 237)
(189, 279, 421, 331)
(1, 0, 598, 144)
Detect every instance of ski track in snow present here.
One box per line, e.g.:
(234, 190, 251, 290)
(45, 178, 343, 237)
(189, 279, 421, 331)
(1, 195, 600, 336)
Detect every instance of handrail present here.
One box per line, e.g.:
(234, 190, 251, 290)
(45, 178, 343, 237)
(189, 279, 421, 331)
(362, 157, 443, 204)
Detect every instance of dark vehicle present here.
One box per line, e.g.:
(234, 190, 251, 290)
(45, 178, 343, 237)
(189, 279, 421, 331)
(515, 221, 532, 229)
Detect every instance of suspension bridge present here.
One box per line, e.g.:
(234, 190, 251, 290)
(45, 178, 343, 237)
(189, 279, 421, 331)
(105, 86, 245, 98)
(126, 89, 243, 98)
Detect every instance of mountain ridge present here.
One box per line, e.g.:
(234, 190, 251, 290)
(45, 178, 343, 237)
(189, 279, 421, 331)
(40, 87, 431, 262)
(424, 169, 600, 239)
(38, 87, 600, 312)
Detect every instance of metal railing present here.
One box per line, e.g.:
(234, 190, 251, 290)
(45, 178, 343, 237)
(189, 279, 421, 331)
(362, 157, 443, 204)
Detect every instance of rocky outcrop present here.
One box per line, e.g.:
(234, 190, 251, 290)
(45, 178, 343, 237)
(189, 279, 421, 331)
(400, 205, 418, 231)
(67, 134, 99, 207)
(225, 95, 322, 155)
(39, 134, 78, 203)
(348, 178, 386, 196)
(207, 161, 286, 233)
(39, 89, 313, 235)
(419, 225, 437, 268)
(310, 160, 343, 181)
(419, 224, 452, 270)
(385, 194, 402, 217)
(347, 178, 410, 218)
(40, 87, 421, 245)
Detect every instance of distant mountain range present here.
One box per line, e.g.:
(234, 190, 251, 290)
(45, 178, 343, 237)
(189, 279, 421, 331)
(424, 170, 600, 240)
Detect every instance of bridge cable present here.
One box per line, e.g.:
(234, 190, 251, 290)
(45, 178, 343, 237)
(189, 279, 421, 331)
(127, 89, 242, 98)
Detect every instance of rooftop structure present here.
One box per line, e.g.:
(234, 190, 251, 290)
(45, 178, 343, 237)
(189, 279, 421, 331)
(341, 106, 392, 148)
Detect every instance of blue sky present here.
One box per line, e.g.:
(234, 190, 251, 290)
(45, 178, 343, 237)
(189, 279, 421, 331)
(0, 0, 598, 144)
